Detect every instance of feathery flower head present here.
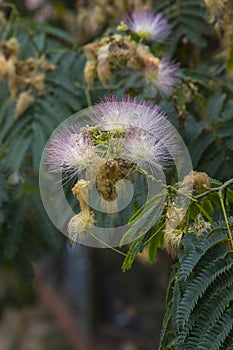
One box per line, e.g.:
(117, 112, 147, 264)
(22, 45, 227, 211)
(143, 56, 180, 95)
(122, 127, 175, 171)
(46, 96, 178, 182)
(122, 9, 170, 42)
(47, 124, 95, 179)
(92, 95, 167, 134)
(122, 131, 160, 170)
(92, 95, 177, 171)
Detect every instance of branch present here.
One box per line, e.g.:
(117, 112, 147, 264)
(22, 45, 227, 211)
(193, 178, 233, 200)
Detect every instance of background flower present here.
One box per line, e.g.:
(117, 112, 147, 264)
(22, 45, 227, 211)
(143, 56, 180, 95)
(123, 9, 170, 42)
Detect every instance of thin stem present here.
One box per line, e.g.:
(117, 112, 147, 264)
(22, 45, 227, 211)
(168, 185, 197, 202)
(194, 178, 233, 200)
(145, 222, 165, 244)
(85, 88, 92, 107)
(1, 2, 19, 38)
(195, 202, 214, 225)
(218, 189, 233, 249)
(86, 229, 127, 256)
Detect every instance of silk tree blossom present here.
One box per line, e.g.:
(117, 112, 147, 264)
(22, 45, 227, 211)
(92, 96, 178, 170)
(143, 56, 180, 95)
(122, 131, 161, 170)
(47, 124, 95, 179)
(122, 128, 175, 171)
(92, 96, 169, 134)
(123, 9, 170, 42)
(47, 96, 178, 183)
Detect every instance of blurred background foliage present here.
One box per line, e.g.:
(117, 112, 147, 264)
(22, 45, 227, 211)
(0, 0, 232, 349)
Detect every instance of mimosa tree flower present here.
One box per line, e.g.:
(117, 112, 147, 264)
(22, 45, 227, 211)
(47, 124, 95, 179)
(41, 94, 192, 248)
(122, 128, 175, 171)
(122, 131, 161, 170)
(92, 96, 177, 170)
(47, 96, 178, 181)
(122, 9, 170, 42)
(143, 56, 180, 95)
(92, 95, 168, 133)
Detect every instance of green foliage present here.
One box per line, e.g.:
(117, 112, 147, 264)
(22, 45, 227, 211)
(1, 177, 62, 278)
(227, 44, 233, 73)
(0, 19, 86, 278)
(0, 4, 232, 349)
(154, 0, 211, 50)
(159, 221, 233, 350)
(121, 220, 165, 272)
(185, 93, 233, 179)
(0, 171, 8, 227)
(1, 35, 85, 173)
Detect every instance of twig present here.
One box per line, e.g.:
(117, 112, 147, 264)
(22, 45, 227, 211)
(193, 178, 233, 200)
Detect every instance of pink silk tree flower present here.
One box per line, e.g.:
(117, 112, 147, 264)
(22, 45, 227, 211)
(123, 9, 170, 42)
(122, 131, 162, 170)
(122, 127, 176, 172)
(92, 95, 168, 134)
(143, 56, 180, 95)
(46, 96, 178, 181)
(46, 124, 95, 180)
(92, 96, 178, 170)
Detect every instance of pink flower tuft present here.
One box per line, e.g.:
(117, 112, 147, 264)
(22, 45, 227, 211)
(144, 56, 180, 95)
(92, 95, 168, 133)
(46, 96, 179, 180)
(92, 96, 178, 170)
(46, 124, 95, 180)
(121, 127, 176, 171)
(123, 9, 170, 42)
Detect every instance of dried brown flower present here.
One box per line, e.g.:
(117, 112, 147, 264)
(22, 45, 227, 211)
(96, 159, 131, 202)
(71, 179, 90, 213)
(190, 213, 211, 236)
(83, 34, 144, 86)
(0, 37, 56, 110)
(205, 0, 233, 49)
(15, 91, 35, 118)
(68, 211, 94, 241)
(68, 179, 94, 242)
(108, 35, 141, 70)
(0, 38, 19, 59)
(183, 171, 210, 190)
(0, 11, 6, 31)
(84, 59, 97, 87)
(96, 43, 112, 86)
(0, 56, 15, 81)
(164, 205, 185, 257)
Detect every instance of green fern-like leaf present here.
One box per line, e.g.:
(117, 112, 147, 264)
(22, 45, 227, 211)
(178, 230, 229, 281)
(159, 223, 233, 350)
(154, 0, 211, 49)
(0, 19, 82, 280)
(4, 195, 29, 258)
(186, 93, 233, 179)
